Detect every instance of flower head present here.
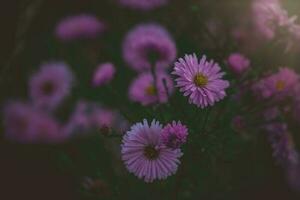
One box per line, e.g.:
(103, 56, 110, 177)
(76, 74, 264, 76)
(3, 102, 65, 143)
(123, 24, 176, 71)
(55, 14, 106, 41)
(118, 0, 168, 11)
(161, 121, 188, 149)
(227, 53, 250, 74)
(92, 63, 116, 87)
(252, 67, 299, 99)
(172, 54, 230, 108)
(121, 119, 183, 182)
(128, 71, 174, 106)
(29, 62, 74, 111)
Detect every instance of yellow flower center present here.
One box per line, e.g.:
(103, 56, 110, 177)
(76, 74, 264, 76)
(143, 145, 159, 160)
(145, 85, 156, 96)
(275, 80, 285, 91)
(194, 73, 208, 87)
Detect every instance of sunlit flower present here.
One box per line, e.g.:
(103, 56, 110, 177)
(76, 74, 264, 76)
(128, 71, 174, 106)
(172, 54, 230, 108)
(29, 62, 74, 111)
(121, 119, 183, 182)
(55, 14, 106, 41)
(123, 24, 176, 71)
(252, 67, 299, 99)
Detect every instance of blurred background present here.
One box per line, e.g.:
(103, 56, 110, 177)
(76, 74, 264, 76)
(1, 0, 300, 199)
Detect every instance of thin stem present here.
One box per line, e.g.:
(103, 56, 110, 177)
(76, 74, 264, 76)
(201, 107, 212, 133)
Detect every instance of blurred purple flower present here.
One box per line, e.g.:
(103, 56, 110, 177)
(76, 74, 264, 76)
(3, 102, 65, 143)
(128, 71, 174, 106)
(161, 121, 188, 149)
(55, 14, 106, 41)
(92, 63, 116, 87)
(252, 67, 299, 100)
(172, 54, 230, 108)
(252, 0, 300, 43)
(123, 24, 176, 72)
(227, 53, 250, 75)
(121, 119, 183, 182)
(118, 0, 168, 11)
(29, 62, 74, 111)
(265, 123, 298, 167)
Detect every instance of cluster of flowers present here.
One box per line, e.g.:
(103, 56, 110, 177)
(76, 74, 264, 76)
(3, 62, 126, 144)
(3, 0, 300, 188)
(122, 119, 188, 182)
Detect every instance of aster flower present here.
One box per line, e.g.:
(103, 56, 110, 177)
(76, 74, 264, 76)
(29, 62, 74, 111)
(55, 14, 106, 41)
(227, 53, 250, 74)
(161, 121, 188, 149)
(252, 67, 299, 100)
(123, 24, 176, 72)
(128, 71, 174, 106)
(265, 123, 298, 167)
(121, 119, 183, 182)
(252, 0, 300, 45)
(118, 0, 168, 11)
(3, 102, 64, 143)
(172, 54, 230, 108)
(92, 63, 116, 87)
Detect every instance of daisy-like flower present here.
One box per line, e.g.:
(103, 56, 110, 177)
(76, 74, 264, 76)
(29, 62, 74, 111)
(123, 24, 176, 72)
(227, 53, 250, 75)
(55, 14, 106, 41)
(161, 121, 188, 149)
(118, 0, 168, 11)
(252, 67, 299, 100)
(3, 102, 64, 144)
(128, 71, 174, 106)
(121, 119, 183, 182)
(172, 54, 230, 108)
(92, 63, 116, 87)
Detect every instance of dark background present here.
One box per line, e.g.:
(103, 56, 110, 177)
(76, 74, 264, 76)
(1, 0, 300, 199)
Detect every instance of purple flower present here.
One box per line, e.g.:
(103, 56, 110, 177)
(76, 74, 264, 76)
(92, 108, 116, 129)
(123, 24, 176, 72)
(121, 119, 183, 182)
(92, 63, 116, 87)
(3, 102, 65, 144)
(227, 53, 250, 74)
(252, 0, 300, 44)
(29, 62, 74, 111)
(128, 71, 174, 106)
(118, 0, 168, 11)
(172, 54, 230, 108)
(265, 123, 298, 167)
(161, 121, 188, 149)
(252, 67, 299, 100)
(55, 14, 106, 41)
